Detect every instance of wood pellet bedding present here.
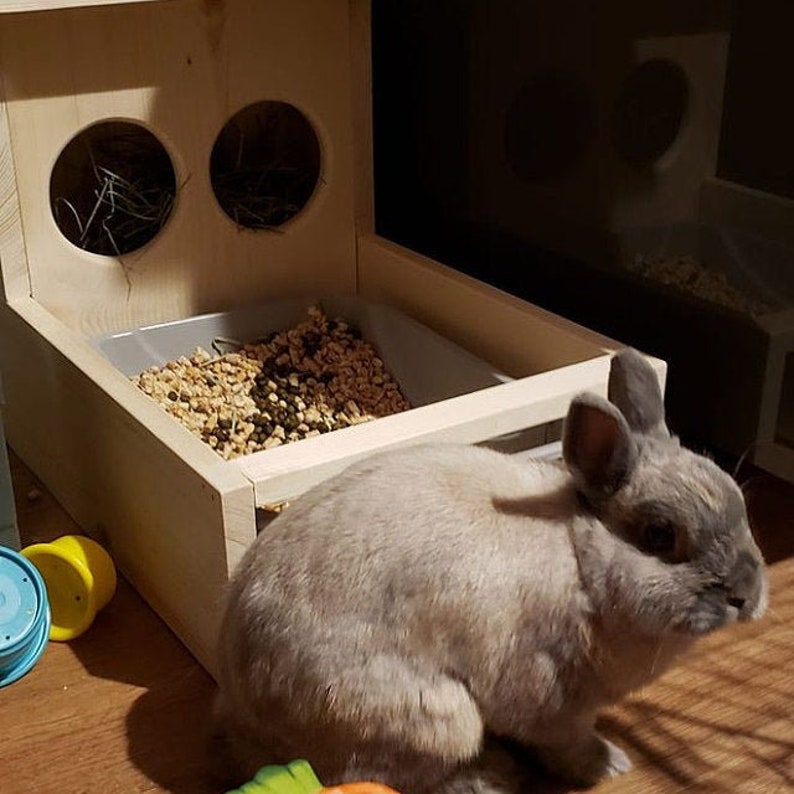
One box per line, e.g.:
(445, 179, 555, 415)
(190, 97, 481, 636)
(132, 306, 411, 460)
(630, 254, 772, 316)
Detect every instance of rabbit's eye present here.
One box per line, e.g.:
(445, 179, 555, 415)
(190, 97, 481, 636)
(643, 522, 676, 555)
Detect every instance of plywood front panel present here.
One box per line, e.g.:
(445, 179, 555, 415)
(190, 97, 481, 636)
(0, 296, 257, 671)
(0, 0, 358, 336)
(234, 355, 613, 507)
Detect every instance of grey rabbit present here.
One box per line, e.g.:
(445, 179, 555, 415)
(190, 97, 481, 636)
(214, 348, 768, 793)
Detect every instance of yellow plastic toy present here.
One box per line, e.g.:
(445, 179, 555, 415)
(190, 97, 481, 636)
(22, 535, 117, 641)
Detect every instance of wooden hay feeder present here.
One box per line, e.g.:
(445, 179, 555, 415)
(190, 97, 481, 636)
(0, 0, 657, 673)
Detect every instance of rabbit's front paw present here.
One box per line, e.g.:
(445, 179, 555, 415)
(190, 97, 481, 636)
(598, 737, 633, 779)
(536, 732, 632, 787)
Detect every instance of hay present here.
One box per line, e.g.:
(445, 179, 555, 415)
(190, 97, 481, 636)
(51, 122, 176, 256)
(209, 101, 320, 230)
(210, 165, 309, 230)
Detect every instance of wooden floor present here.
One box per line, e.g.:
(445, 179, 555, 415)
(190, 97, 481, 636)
(2, 449, 793, 794)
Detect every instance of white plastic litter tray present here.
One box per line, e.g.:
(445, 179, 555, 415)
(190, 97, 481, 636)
(93, 296, 511, 409)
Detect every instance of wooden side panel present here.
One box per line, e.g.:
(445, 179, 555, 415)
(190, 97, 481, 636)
(357, 233, 622, 376)
(0, 97, 29, 303)
(350, 0, 375, 237)
(0, 0, 164, 11)
(0, 0, 358, 336)
(0, 297, 256, 672)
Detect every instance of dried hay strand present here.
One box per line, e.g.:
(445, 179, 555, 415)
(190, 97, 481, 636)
(209, 100, 321, 230)
(51, 121, 176, 256)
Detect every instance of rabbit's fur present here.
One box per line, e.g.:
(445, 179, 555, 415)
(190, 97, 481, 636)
(214, 349, 768, 793)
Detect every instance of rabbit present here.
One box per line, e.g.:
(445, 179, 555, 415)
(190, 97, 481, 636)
(213, 348, 768, 794)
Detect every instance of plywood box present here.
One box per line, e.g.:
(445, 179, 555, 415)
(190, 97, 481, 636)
(0, 0, 654, 673)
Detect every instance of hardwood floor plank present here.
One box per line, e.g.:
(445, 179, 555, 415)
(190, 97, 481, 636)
(3, 450, 217, 794)
(596, 561, 794, 793)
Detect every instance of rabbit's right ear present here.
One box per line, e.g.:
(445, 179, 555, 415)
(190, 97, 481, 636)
(563, 394, 637, 501)
(608, 348, 669, 438)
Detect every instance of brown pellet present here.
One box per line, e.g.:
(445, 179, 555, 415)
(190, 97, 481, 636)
(131, 306, 411, 460)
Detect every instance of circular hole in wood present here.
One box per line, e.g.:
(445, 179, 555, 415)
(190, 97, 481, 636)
(50, 120, 177, 256)
(504, 69, 596, 183)
(210, 101, 321, 229)
(611, 59, 689, 169)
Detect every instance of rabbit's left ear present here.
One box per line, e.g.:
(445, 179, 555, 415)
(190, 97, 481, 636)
(608, 348, 669, 438)
(563, 394, 637, 500)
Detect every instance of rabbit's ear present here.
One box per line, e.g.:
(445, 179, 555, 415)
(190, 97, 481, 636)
(608, 348, 669, 438)
(563, 394, 637, 500)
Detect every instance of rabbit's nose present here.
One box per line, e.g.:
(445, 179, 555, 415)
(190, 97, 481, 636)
(726, 548, 767, 621)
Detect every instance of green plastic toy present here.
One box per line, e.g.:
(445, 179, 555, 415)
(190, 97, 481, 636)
(224, 759, 400, 794)
(225, 759, 323, 794)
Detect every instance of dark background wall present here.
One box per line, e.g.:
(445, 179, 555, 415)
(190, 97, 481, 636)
(718, 1, 794, 200)
(371, 0, 793, 458)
